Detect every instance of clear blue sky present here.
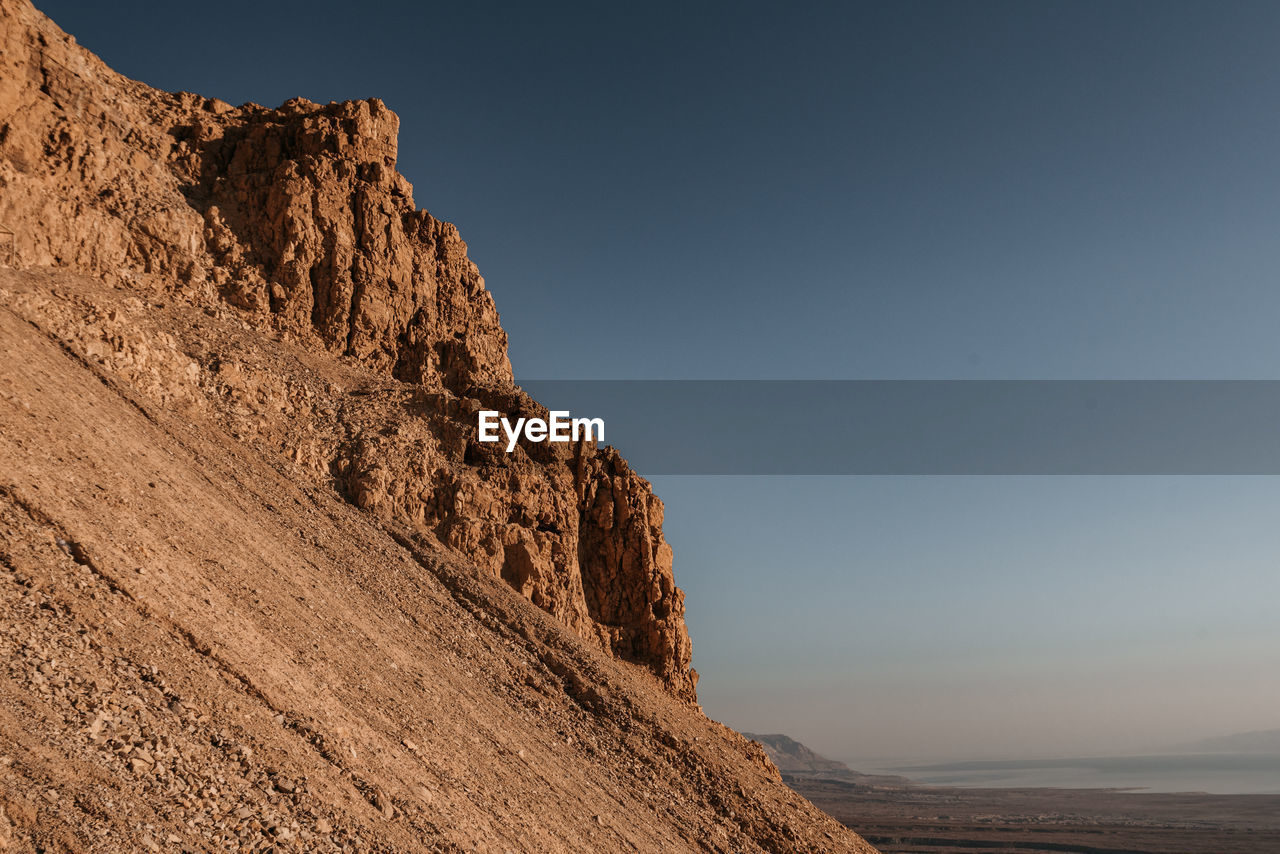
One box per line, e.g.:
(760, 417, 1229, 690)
(40, 0, 1280, 761)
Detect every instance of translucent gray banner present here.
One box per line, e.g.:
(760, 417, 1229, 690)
(515, 381, 1280, 475)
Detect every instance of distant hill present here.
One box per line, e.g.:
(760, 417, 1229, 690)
(744, 733, 911, 786)
(743, 733, 852, 775)
(1183, 729, 1280, 754)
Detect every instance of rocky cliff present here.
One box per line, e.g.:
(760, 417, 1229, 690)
(0, 0, 693, 701)
(0, 1, 879, 851)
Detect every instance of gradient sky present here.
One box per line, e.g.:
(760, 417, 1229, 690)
(39, 0, 1280, 762)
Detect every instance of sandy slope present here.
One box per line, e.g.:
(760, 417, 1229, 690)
(0, 268, 876, 852)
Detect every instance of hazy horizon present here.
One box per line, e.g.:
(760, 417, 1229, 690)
(39, 0, 1280, 765)
(654, 475, 1280, 765)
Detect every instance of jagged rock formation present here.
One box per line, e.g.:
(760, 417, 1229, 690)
(0, 0, 693, 701)
(0, 1, 881, 851)
(0, 7, 508, 389)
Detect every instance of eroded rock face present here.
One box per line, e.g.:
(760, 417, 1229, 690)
(168, 94, 511, 390)
(0, 0, 510, 391)
(328, 385, 696, 699)
(0, 0, 695, 699)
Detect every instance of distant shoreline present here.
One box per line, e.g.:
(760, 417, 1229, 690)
(844, 751, 1280, 795)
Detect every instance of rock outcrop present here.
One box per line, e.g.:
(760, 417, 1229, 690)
(0, 2, 883, 850)
(0, 0, 694, 699)
(0, 2, 886, 850)
(0, 3, 507, 391)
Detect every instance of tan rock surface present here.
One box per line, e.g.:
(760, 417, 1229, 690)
(0, 0, 879, 850)
(0, 0, 690, 699)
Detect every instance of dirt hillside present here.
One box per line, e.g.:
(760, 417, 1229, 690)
(0, 1, 878, 851)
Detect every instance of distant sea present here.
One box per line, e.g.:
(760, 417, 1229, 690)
(858, 753, 1280, 794)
